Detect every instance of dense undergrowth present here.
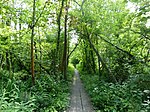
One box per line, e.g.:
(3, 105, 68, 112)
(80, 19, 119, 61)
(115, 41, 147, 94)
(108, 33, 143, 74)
(81, 72, 150, 112)
(0, 65, 74, 112)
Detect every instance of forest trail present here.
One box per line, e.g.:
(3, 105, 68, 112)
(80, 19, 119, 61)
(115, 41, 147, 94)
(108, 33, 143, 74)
(67, 69, 94, 112)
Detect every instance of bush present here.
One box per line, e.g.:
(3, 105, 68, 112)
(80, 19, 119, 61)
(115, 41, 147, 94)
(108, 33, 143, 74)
(81, 73, 150, 112)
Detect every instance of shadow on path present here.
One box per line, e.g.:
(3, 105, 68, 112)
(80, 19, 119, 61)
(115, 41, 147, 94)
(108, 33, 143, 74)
(67, 69, 94, 112)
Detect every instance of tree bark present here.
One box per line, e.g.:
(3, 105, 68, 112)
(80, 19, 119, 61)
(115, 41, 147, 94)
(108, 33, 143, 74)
(30, 0, 36, 85)
(38, 27, 42, 74)
(62, 1, 68, 80)
(56, 0, 65, 52)
(87, 35, 117, 83)
(90, 49, 96, 73)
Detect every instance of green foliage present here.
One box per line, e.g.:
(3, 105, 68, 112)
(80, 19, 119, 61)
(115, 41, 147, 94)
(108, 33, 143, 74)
(67, 64, 75, 81)
(0, 71, 70, 112)
(71, 0, 150, 84)
(0, 79, 36, 111)
(71, 57, 80, 68)
(133, 74, 150, 90)
(81, 73, 150, 112)
(0, 0, 150, 111)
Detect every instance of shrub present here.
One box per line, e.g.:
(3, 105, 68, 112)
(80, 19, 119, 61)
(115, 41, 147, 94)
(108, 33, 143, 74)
(81, 73, 150, 112)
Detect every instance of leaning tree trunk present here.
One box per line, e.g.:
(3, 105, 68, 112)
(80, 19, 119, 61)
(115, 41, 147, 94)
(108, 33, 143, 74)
(87, 35, 117, 83)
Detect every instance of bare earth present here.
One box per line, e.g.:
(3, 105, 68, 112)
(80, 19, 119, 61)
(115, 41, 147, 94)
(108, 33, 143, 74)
(67, 69, 94, 112)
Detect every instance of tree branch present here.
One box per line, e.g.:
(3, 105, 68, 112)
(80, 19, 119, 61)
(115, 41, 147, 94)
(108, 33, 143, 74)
(73, 0, 81, 6)
(84, 27, 117, 82)
(98, 35, 134, 58)
(32, 2, 47, 28)
(130, 29, 150, 40)
(67, 39, 81, 60)
(86, 34, 117, 83)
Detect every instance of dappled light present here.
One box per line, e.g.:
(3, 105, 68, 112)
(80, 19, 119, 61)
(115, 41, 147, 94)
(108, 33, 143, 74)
(0, 0, 149, 111)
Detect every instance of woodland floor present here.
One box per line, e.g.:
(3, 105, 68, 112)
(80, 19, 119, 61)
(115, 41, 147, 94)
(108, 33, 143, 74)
(67, 69, 94, 112)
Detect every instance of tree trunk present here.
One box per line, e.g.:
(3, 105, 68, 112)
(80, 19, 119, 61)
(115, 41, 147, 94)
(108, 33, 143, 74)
(6, 52, 10, 71)
(87, 35, 117, 83)
(56, 0, 65, 53)
(62, 1, 68, 80)
(30, 0, 36, 85)
(0, 54, 4, 69)
(38, 27, 42, 74)
(10, 50, 14, 72)
(90, 49, 96, 73)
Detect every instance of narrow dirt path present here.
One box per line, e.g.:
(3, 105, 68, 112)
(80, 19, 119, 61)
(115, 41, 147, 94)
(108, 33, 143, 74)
(67, 69, 94, 112)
